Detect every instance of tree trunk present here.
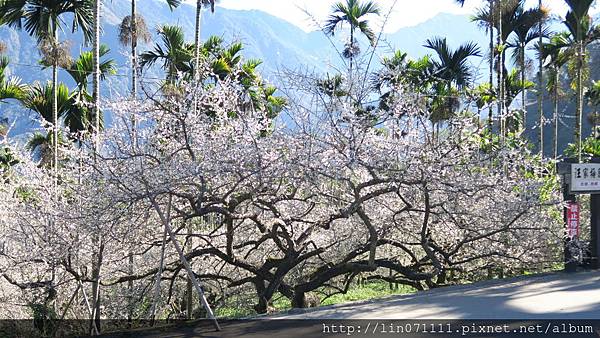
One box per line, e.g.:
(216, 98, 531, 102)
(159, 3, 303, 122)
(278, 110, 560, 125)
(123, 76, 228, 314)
(521, 45, 526, 132)
(253, 281, 269, 314)
(90, 2, 102, 333)
(291, 291, 306, 309)
(349, 25, 354, 75)
(194, 0, 203, 83)
(576, 42, 584, 161)
(127, 253, 134, 323)
(150, 225, 168, 323)
(128, 1, 137, 325)
(553, 68, 559, 160)
(538, 0, 544, 156)
(52, 27, 58, 189)
(52, 64, 58, 178)
(90, 241, 104, 334)
(192, 0, 203, 117)
(131, 0, 137, 100)
(186, 222, 193, 319)
(488, 16, 494, 132)
(496, 1, 504, 140)
(93, 0, 101, 151)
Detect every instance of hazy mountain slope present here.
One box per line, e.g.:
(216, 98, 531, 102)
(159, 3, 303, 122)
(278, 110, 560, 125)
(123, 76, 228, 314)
(386, 13, 489, 59)
(0, 0, 335, 135)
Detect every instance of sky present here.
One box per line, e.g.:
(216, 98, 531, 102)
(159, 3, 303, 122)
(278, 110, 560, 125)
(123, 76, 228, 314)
(184, 0, 599, 33)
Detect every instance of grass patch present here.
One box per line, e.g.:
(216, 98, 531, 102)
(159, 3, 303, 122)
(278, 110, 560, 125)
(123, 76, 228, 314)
(215, 281, 415, 318)
(320, 282, 415, 306)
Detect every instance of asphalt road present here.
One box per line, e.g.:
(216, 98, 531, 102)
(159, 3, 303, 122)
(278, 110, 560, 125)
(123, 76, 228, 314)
(277, 270, 600, 320)
(95, 271, 600, 338)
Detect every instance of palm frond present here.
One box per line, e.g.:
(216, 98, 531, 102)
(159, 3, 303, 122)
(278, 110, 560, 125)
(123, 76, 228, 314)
(23, 81, 72, 125)
(166, 0, 182, 11)
(119, 14, 151, 46)
(0, 0, 94, 44)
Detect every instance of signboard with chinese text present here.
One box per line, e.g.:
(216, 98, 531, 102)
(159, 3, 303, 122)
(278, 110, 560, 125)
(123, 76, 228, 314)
(571, 163, 600, 192)
(566, 201, 580, 239)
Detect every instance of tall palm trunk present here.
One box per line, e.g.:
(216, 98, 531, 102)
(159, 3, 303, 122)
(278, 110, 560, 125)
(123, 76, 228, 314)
(128, 0, 137, 324)
(349, 25, 354, 75)
(194, 0, 203, 83)
(93, 0, 101, 147)
(488, 17, 494, 132)
(51, 25, 58, 188)
(131, 0, 137, 100)
(91, 0, 102, 333)
(496, 1, 504, 140)
(576, 41, 584, 161)
(186, 1, 206, 318)
(553, 66, 559, 160)
(520, 44, 526, 131)
(537, 0, 544, 156)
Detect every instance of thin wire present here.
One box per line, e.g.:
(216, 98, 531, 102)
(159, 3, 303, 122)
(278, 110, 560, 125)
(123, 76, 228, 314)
(7, 61, 166, 81)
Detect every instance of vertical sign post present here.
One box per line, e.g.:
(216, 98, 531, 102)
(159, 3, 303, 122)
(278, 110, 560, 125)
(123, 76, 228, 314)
(591, 194, 600, 269)
(566, 201, 580, 239)
(563, 194, 578, 272)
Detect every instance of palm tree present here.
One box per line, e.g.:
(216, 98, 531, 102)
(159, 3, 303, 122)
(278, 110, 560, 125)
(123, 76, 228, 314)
(541, 32, 570, 159)
(0, 56, 27, 104)
(26, 131, 65, 167)
(469, 82, 496, 120)
(23, 81, 72, 166)
(92, 0, 101, 155)
(207, 41, 243, 82)
(193, 0, 216, 83)
(504, 68, 535, 127)
(323, 0, 380, 73)
(0, 0, 93, 177)
(120, 0, 182, 95)
(119, 1, 151, 100)
(140, 25, 194, 84)
(473, 0, 522, 138)
(506, 4, 549, 132)
(424, 37, 481, 134)
(376, 51, 436, 112)
(23, 82, 73, 129)
(62, 45, 116, 139)
(586, 81, 600, 138)
(455, 0, 496, 131)
(166, 0, 182, 10)
(0, 56, 26, 141)
(562, 0, 600, 161)
(537, 0, 545, 156)
(424, 37, 481, 90)
(65, 45, 116, 93)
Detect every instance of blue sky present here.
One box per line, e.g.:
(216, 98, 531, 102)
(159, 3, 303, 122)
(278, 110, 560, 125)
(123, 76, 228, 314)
(189, 0, 599, 33)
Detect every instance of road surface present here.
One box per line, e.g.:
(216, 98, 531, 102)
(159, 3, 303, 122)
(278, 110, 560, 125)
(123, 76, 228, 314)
(277, 270, 600, 320)
(96, 271, 600, 337)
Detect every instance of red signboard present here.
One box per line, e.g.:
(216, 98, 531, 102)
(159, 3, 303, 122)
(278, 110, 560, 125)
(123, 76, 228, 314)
(566, 201, 580, 239)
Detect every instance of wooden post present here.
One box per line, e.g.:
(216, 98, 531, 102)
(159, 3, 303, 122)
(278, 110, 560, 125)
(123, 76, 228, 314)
(150, 224, 168, 324)
(79, 280, 98, 336)
(150, 197, 220, 331)
(591, 194, 600, 269)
